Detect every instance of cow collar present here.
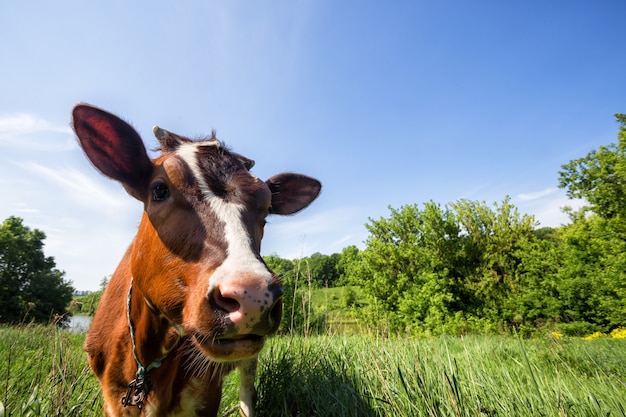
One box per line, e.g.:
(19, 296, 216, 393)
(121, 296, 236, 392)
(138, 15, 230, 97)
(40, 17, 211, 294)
(121, 277, 182, 411)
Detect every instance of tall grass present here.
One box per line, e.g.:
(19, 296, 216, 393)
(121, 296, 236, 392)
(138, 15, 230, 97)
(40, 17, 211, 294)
(0, 324, 102, 417)
(2, 325, 625, 416)
(238, 334, 626, 417)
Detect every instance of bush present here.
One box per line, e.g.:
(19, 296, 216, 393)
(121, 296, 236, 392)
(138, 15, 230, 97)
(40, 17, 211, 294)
(557, 321, 601, 337)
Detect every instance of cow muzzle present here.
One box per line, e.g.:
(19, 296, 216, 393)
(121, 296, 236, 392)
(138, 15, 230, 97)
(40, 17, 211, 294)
(191, 274, 283, 361)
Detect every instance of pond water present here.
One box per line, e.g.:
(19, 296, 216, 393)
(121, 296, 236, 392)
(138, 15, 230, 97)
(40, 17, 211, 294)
(68, 314, 93, 333)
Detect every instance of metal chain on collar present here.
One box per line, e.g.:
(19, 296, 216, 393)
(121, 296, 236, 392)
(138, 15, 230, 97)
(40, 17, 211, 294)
(120, 277, 180, 411)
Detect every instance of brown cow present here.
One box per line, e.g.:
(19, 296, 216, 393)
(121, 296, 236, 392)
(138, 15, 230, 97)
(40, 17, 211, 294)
(72, 104, 321, 417)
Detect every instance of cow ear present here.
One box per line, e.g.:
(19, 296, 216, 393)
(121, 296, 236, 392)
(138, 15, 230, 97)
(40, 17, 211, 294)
(72, 104, 153, 200)
(267, 173, 321, 215)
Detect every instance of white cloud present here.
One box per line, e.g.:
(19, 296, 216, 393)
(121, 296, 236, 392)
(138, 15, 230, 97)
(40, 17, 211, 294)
(16, 161, 132, 211)
(0, 113, 60, 133)
(14, 207, 40, 214)
(0, 113, 76, 151)
(514, 188, 586, 228)
(329, 234, 359, 250)
(517, 188, 557, 201)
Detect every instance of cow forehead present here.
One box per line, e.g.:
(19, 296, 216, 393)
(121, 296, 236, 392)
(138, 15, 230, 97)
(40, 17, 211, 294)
(172, 141, 268, 204)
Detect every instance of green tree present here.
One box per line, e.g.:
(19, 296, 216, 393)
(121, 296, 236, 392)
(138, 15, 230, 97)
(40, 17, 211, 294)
(559, 114, 626, 220)
(358, 202, 463, 333)
(305, 252, 341, 287)
(356, 198, 540, 334)
(513, 231, 563, 332)
(450, 197, 537, 327)
(336, 245, 366, 286)
(555, 115, 626, 334)
(264, 255, 296, 285)
(555, 215, 626, 333)
(0, 216, 73, 324)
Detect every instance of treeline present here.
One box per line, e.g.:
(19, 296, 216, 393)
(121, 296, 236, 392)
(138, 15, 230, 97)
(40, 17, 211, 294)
(268, 198, 625, 337)
(338, 200, 624, 336)
(270, 115, 626, 336)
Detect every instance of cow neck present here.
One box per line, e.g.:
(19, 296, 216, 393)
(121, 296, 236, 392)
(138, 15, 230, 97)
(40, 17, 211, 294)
(121, 277, 182, 411)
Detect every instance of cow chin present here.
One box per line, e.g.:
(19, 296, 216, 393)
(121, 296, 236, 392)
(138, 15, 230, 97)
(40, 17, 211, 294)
(191, 333, 266, 362)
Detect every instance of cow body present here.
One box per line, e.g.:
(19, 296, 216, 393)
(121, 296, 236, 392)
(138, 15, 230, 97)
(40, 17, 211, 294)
(73, 104, 321, 417)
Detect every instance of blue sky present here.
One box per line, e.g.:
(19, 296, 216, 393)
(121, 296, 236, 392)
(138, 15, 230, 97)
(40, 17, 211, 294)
(1, 1, 625, 291)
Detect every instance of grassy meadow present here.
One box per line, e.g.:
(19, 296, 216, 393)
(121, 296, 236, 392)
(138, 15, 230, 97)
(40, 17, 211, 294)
(1, 323, 626, 417)
(0, 325, 102, 417)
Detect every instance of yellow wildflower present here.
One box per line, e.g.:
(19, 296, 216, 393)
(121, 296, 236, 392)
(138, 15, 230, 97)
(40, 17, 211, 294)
(610, 327, 626, 339)
(583, 331, 606, 340)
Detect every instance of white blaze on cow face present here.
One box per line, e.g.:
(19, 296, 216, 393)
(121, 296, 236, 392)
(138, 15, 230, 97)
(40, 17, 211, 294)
(176, 141, 275, 335)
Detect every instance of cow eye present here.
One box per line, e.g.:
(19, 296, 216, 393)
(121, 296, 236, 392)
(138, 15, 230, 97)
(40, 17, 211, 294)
(152, 183, 170, 201)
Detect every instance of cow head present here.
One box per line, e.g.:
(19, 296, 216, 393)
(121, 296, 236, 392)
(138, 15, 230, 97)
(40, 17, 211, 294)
(72, 104, 321, 362)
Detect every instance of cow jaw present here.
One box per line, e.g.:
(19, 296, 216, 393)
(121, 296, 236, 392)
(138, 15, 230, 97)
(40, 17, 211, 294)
(192, 333, 266, 362)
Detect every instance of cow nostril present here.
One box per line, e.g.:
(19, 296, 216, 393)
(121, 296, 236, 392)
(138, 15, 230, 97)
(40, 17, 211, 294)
(272, 286, 284, 299)
(268, 294, 283, 325)
(215, 287, 240, 313)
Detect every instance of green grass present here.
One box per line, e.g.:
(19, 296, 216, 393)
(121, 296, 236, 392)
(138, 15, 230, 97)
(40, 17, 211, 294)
(0, 324, 102, 417)
(2, 325, 625, 417)
(238, 334, 626, 417)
